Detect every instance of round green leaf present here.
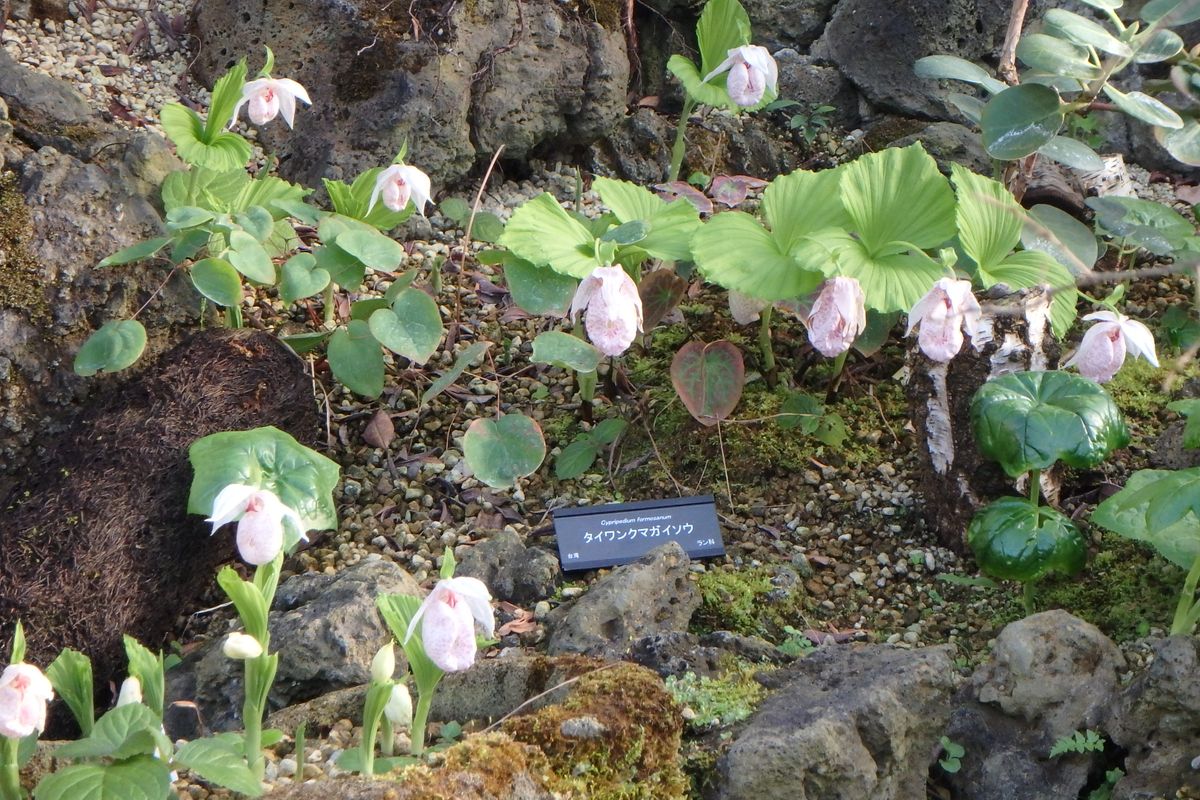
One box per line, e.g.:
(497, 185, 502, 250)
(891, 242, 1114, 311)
(970, 370, 1129, 477)
(1102, 84, 1183, 129)
(328, 320, 385, 398)
(968, 497, 1086, 582)
(502, 255, 578, 316)
(670, 340, 745, 426)
(1135, 28, 1184, 63)
(463, 413, 547, 488)
(555, 439, 601, 480)
(367, 288, 443, 365)
(336, 228, 404, 270)
(1016, 34, 1101, 80)
(279, 252, 331, 303)
(982, 84, 1065, 160)
(73, 320, 147, 376)
(190, 257, 243, 307)
(1022, 204, 1099, 277)
(1037, 135, 1104, 172)
(1157, 119, 1200, 167)
(471, 212, 506, 244)
(33, 756, 171, 800)
(187, 425, 342, 545)
(531, 331, 602, 373)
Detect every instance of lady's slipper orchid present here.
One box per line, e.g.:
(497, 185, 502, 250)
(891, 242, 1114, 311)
(1063, 310, 1159, 383)
(906, 278, 982, 362)
(230, 77, 312, 128)
(368, 164, 432, 216)
(570, 265, 644, 357)
(207, 484, 305, 566)
(704, 45, 779, 107)
(384, 684, 413, 729)
(116, 677, 142, 707)
(0, 663, 54, 739)
(404, 577, 494, 673)
(805, 276, 866, 358)
(223, 632, 264, 661)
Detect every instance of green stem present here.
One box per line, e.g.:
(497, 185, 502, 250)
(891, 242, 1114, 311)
(758, 305, 776, 377)
(227, 304, 244, 329)
(380, 717, 394, 758)
(323, 284, 335, 326)
(243, 685, 264, 782)
(1170, 551, 1200, 636)
(668, 97, 697, 183)
(361, 714, 377, 778)
(409, 691, 434, 757)
(1022, 580, 1038, 617)
(1028, 468, 1041, 508)
(0, 737, 21, 800)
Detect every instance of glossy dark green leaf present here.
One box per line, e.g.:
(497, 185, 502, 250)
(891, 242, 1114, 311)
(968, 497, 1086, 582)
(971, 370, 1129, 476)
(981, 84, 1065, 160)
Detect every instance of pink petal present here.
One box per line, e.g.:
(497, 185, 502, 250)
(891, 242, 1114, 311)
(236, 510, 284, 565)
(421, 592, 478, 672)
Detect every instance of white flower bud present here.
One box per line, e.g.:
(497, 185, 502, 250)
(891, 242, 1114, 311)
(384, 684, 413, 729)
(371, 643, 395, 685)
(223, 632, 264, 660)
(116, 676, 142, 707)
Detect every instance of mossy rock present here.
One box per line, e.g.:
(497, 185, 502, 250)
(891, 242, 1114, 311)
(504, 662, 688, 800)
(0, 171, 46, 319)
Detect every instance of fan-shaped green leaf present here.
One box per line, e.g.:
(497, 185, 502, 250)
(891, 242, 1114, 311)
(951, 163, 1023, 271)
(55, 704, 160, 761)
(692, 211, 823, 301)
(838, 143, 957, 254)
(499, 193, 599, 278)
(818, 231, 948, 314)
(978, 250, 1078, 336)
(594, 178, 700, 262)
(1092, 467, 1200, 568)
(33, 756, 170, 800)
(763, 167, 849, 255)
(175, 734, 264, 796)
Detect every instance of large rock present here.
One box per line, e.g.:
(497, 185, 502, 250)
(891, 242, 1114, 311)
(818, 0, 1039, 118)
(546, 542, 699, 659)
(713, 643, 956, 799)
(191, 0, 629, 189)
(0, 330, 319, 712)
(166, 558, 420, 734)
(743, 0, 837, 52)
(456, 528, 561, 604)
(1108, 636, 1200, 800)
(943, 611, 1126, 800)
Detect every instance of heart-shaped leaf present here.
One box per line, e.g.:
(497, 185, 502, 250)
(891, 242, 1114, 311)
(640, 268, 689, 331)
(279, 252, 331, 303)
(970, 370, 1129, 477)
(73, 320, 147, 376)
(190, 257, 243, 307)
(368, 288, 443, 365)
(968, 497, 1086, 582)
(670, 340, 745, 426)
(982, 84, 1065, 160)
(335, 228, 404, 270)
(555, 439, 602, 480)
(328, 319, 385, 397)
(226, 230, 276, 284)
(531, 331, 602, 373)
(463, 413, 546, 488)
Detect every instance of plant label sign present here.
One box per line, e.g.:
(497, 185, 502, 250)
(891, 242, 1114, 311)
(553, 495, 724, 571)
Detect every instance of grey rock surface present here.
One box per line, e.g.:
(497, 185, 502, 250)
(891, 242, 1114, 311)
(456, 528, 562, 604)
(943, 611, 1126, 800)
(191, 0, 628, 190)
(546, 542, 699, 659)
(743, 0, 837, 53)
(888, 122, 990, 174)
(775, 49, 862, 132)
(1109, 635, 1200, 800)
(166, 559, 421, 734)
(713, 643, 956, 799)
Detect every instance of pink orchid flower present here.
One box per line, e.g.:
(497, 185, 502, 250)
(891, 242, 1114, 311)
(906, 278, 982, 362)
(704, 45, 779, 107)
(0, 663, 54, 739)
(230, 77, 312, 128)
(1063, 310, 1159, 383)
(404, 577, 494, 673)
(571, 265, 644, 357)
(806, 276, 866, 358)
(368, 164, 432, 216)
(206, 484, 306, 566)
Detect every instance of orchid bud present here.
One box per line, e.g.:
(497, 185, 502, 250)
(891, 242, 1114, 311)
(570, 265, 644, 358)
(223, 632, 264, 661)
(371, 643, 396, 684)
(703, 45, 779, 107)
(116, 676, 143, 707)
(384, 684, 413, 729)
(0, 663, 54, 739)
(805, 277, 866, 358)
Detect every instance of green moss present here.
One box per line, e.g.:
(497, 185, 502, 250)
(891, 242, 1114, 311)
(503, 663, 688, 800)
(665, 660, 769, 731)
(694, 567, 808, 639)
(1104, 359, 1178, 443)
(579, 0, 623, 29)
(0, 172, 46, 319)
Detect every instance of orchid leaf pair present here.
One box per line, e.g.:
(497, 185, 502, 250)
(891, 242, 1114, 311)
(967, 371, 1129, 612)
(666, 0, 777, 112)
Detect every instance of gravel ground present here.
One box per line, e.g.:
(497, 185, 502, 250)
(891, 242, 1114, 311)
(8, 4, 1200, 794)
